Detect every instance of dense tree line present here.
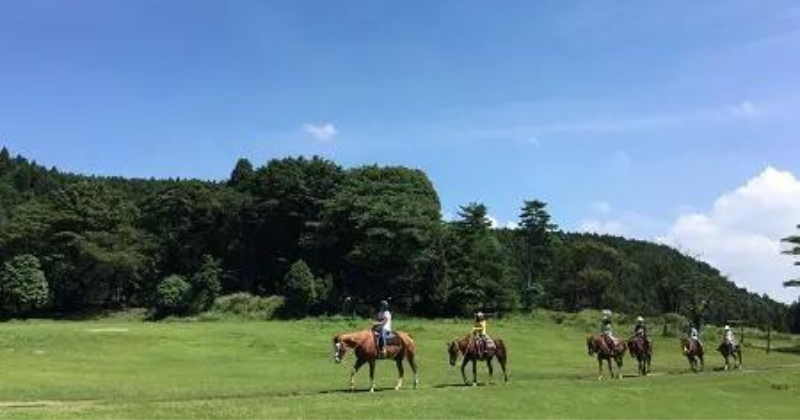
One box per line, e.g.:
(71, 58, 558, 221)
(0, 147, 796, 331)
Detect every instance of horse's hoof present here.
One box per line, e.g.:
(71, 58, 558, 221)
(370, 388, 375, 394)
(472, 383, 477, 387)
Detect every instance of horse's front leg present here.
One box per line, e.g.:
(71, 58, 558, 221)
(368, 360, 376, 393)
(598, 358, 604, 380)
(461, 357, 470, 386)
(395, 358, 404, 390)
(472, 359, 478, 387)
(486, 359, 494, 385)
(350, 359, 366, 392)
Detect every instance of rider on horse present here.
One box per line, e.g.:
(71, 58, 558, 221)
(472, 312, 494, 357)
(373, 300, 393, 358)
(633, 316, 651, 352)
(601, 314, 618, 348)
(723, 325, 738, 348)
(689, 323, 703, 350)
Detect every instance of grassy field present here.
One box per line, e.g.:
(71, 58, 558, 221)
(0, 313, 798, 419)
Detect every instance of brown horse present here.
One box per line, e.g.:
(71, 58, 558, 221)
(681, 336, 704, 372)
(332, 330, 418, 393)
(626, 335, 652, 376)
(717, 340, 742, 371)
(586, 334, 626, 380)
(447, 334, 508, 386)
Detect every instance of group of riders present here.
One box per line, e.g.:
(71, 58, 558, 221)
(373, 300, 739, 359)
(599, 313, 739, 354)
(372, 300, 495, 357)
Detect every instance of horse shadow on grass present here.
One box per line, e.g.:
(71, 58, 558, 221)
(318, 387, 399, 395)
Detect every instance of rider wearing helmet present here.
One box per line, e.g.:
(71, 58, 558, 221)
(633, 316, 651, 353)
(601, 315, 618, 348)
(633, 316, 647, 336)
(689, 323, 703, 350)
(472, 311, 493, 356)
(373, 300, 393, 357)
(723, 325, 738, 348)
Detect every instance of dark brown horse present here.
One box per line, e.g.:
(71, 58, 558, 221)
(447, 335, 508, 386)
(586, 334, 626, 380)
(681, 336, 704, 372)
(627, 335, 652, 376)
(717, 340, 742, 371)
(332, 330, 418, 393)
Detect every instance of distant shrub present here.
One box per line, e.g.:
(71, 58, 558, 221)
(660, 313, 689, 337)
(204, 293, 285, 320)
(154, 275, 191, 317)
(0, 254, 49, 316)
(282, 260, 317, 317)
(188, 255, 222, 313)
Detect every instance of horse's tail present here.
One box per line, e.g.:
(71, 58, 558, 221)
(495, 339, 507, 362)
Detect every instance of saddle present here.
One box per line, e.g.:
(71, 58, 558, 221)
(373, 330, 400, 351)
(474, 336, 495, 356)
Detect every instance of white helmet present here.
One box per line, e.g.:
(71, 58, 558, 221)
(724, 325, 731, 331)
(636, 316, 644, 323)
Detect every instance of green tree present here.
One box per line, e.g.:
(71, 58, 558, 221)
(228, 158, 254, 188)
(516, 200, 557, 310)
(241, 157, 345, 291)
(0, 254, 49, 316)
(317, 166, 441, 309)
(442, 203, 519, 316)
(282, 260, 317, 317)
(154, 275, 191, 316)
(188, 255, 223, 312)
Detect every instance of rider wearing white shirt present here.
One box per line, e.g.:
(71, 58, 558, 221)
(374, 300, 393, 356)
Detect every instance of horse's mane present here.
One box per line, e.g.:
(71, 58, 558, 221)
(336, 329, 413, 350)
(335, 330, 372, 348)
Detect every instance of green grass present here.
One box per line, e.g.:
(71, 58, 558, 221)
(0, 314, 798, 419)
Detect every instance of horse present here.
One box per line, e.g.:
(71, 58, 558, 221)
(447, 334, 508, 386)
(717, 340, 742, 371)
(626, 334, 652, 376)
(332, 329, 418, 393)
(586, 334, 626, 380)
(681, 336, 704, 372)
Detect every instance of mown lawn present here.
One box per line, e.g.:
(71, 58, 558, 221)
(0, 315, 798, 419)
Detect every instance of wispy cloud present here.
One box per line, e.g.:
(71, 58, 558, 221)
(452, 100, 776, 143)
(302, 122, 337, 141)
(725, 100, 760, 119)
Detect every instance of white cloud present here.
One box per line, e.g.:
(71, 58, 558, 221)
(505, 221, 520, 230)
(487, 215, 500, 229)
(302, 122, 337, 141)
(659, 167, 800, 303)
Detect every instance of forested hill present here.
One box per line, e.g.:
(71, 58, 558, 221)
(0, 147, 796, 331)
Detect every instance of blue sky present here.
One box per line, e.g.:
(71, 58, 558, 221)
(2, 0, 800, 301)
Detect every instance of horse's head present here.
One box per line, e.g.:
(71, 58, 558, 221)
(447, 341, 460, 366)
(332, 335, 347, 364)
(586, 335, 596, 356)
(681, 337, 691, 355)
